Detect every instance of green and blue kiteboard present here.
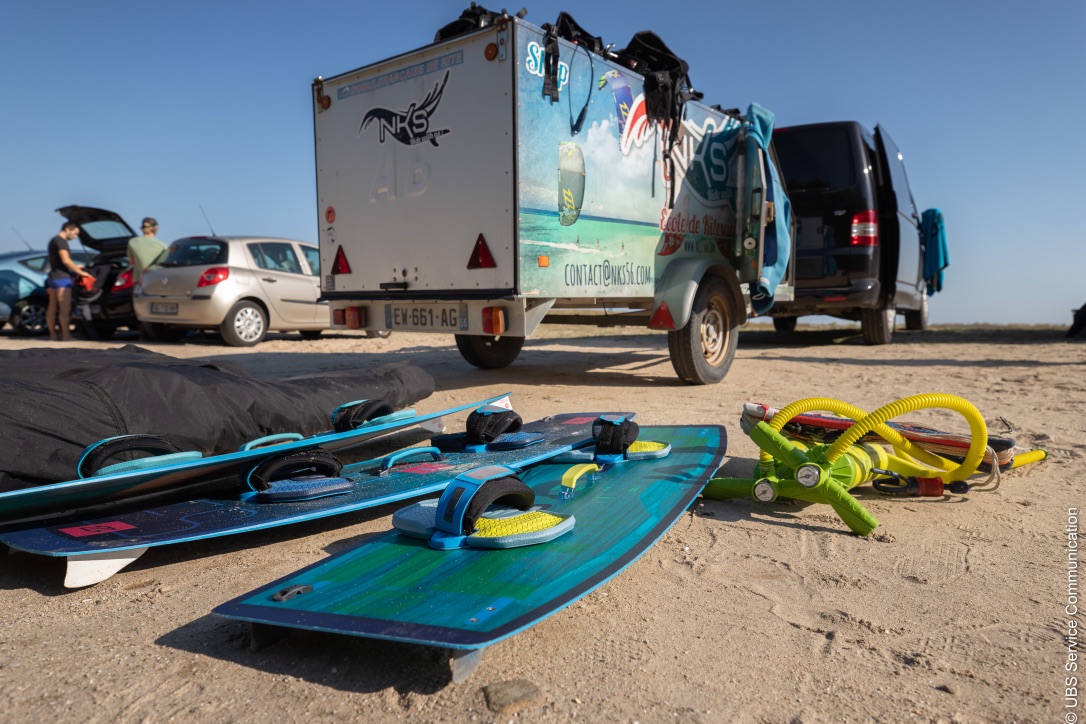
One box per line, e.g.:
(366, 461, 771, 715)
(212, 424, 726, 682)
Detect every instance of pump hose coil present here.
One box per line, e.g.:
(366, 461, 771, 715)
(760, 394, 988, 484)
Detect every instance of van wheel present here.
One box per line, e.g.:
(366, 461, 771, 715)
(221, 301, 267, 346)
(860, 303, 896, 345)
(904, 289, 929, 331)
(667, 276, 739, 385)
(455, 334, 524, 369)
(365, 329, 391, 339)
(773, 316, 798, 333)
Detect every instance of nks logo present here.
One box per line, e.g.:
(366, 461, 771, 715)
(360, 70, 451, 146)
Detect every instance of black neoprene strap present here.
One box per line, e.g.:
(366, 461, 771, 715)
(244, 449, 343, 492)
(593, 417, 640, 456)
(459, 475, 535, 535)
(79, 434, 184, 478)
(332, 399, 394, 433)
(542, 24, 560, 102)
(466, 408, 522, 444)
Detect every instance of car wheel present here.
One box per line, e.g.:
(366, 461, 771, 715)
(904, 289, 929, 331)
(667, 276, 739, 385)
(860, 302, 896, 345)
(365, 329, 391, 339)
(11, 299, 47, 336)
(299, 329, 323, 341)
(220, 301, 267, 347)
(144, 323, 189, 343)
(454, 334, 524, 369)
(772, 316, 798, 333)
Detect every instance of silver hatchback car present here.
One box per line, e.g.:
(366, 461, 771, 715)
(134, 236, 328, 346)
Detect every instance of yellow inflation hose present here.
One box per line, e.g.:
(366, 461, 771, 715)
(761, 394, 989, 484)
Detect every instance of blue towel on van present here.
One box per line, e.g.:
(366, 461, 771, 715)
(745, 103, 792, 315)
(921, 208, 948, 295)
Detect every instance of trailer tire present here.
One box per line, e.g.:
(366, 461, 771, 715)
(455, 334, 523, 369)
(667, 276, 738, 385)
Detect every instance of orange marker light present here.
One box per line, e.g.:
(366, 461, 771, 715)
(538, 255, 550, 267)
(482, 307, 506, 335)
(345, 306, 367, 330)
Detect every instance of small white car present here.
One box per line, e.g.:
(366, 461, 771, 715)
(135, 236, 329, 346)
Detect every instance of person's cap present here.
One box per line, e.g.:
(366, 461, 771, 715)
(141, 217, 158, 228)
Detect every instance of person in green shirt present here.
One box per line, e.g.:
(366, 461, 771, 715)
(127, 217, 168, 283)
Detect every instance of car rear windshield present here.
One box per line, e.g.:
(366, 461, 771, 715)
(82, 220, 133, 243)
(774, 127, 856, 193)
(160, 238, 229, 267)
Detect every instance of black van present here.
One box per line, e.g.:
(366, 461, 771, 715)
(770, 121, 928, 344)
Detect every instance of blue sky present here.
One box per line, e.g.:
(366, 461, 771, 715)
(1, 0, 1082, 325)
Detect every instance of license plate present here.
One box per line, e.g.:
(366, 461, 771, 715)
(151, 302, 178, 315)
(386, 304, 466, 331)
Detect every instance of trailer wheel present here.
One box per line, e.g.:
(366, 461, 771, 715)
(455, 334, 524, 369)
(860, 302, 896, 345)
(667, 276, 739, 385)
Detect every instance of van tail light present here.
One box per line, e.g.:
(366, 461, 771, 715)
(197, 267, 230, 287)
(850, 210, 879, 246)
(112, 268, 134, 292)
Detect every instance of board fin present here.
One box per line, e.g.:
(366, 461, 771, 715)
(450, 648, 485, 683)
(64, 547, 148, 588)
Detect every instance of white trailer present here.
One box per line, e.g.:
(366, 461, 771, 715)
(313, 14, 791, 384)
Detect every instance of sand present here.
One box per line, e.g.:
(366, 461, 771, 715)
(0, 324, 1080, 722)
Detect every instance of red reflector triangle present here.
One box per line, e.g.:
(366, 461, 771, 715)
(467, 234, 497, 269)
(648, 301, 676, 330)
(331, 246, 351, 275)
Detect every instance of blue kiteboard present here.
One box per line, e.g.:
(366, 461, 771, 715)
(0, 412, 631, 587)
(0, 393, 513, 523)
(212, 424, 726, 682)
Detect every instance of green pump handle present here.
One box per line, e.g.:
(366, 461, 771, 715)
(749, 422, 810, 470)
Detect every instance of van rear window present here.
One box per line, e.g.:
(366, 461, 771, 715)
(774, 127, 855, 193)
(161, 239, 229, 267)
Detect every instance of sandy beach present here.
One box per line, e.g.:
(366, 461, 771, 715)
(0, 323, 1080, 722)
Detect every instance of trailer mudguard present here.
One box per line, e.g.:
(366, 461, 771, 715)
(648, 260, 746, 330)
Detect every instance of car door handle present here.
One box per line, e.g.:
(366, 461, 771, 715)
(261, 277, 277, 283)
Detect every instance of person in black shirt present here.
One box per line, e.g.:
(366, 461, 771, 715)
(46, 221, 94, 341)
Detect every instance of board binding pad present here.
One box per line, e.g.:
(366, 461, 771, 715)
(742, 402, 1017, 470)
(0, 411, 631, 587)
(392, 465, 576, 550)
(0, 392, 513, 523)
(212, 424, 726, 683)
